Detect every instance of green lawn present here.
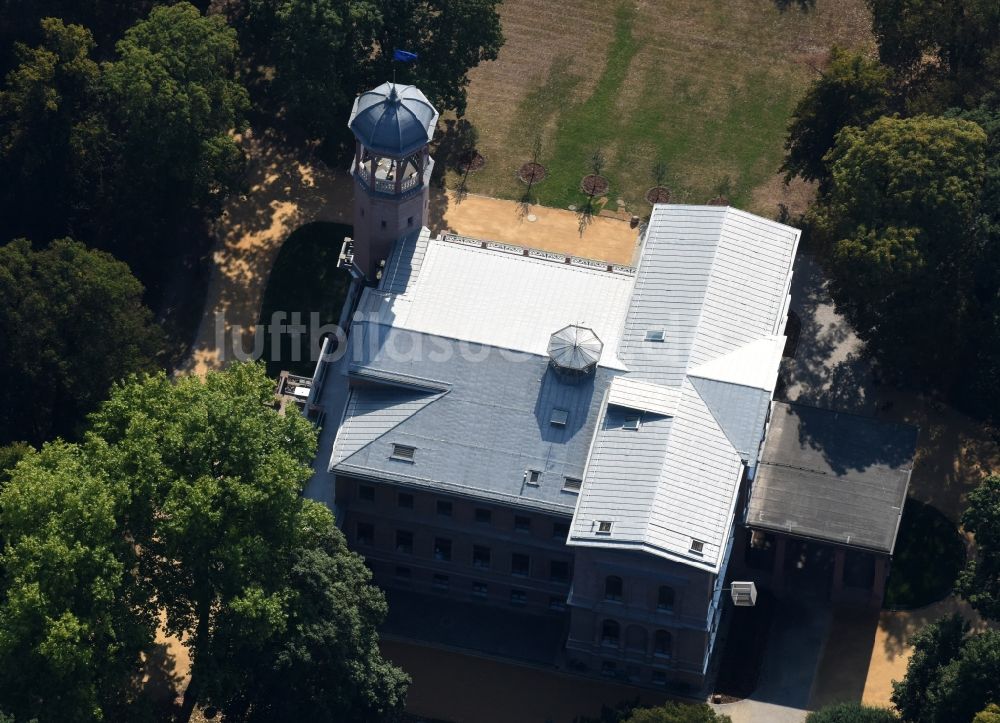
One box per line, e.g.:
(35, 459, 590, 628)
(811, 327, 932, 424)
(258, 222, 353, 378)
(441, 0, 871, 215)
(884, 499, 966, 610)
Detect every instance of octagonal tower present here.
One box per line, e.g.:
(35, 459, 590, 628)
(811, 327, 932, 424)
(348, 82, 439, 281)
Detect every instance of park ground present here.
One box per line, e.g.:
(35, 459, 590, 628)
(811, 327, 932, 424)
(172, 0, 998, 720)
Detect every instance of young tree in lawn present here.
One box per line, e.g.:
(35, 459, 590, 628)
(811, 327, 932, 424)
(0, 238, 164, 445)
(957, 475, 1000, 621)
(86, 363, 407, 722)
(781, 47, 891, 191)
(0, 442, 156, 723)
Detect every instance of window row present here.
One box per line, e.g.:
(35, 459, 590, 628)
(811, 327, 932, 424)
(600, 620, 673, 658)
(356, 523, 572, 582)
(357, 484, 570, 540)
(599, 661, 670, 687)
(389, 567, 567, 611)
(604, 575, 675, 612)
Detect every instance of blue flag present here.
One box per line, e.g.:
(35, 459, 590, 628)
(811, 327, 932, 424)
(393, 49, 418, 63)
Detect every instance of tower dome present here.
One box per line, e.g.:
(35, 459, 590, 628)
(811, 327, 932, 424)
(548, 325, 603, 380)
(348, 82, 439, 157)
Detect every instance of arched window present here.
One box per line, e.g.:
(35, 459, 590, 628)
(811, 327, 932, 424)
(601, 619, 620, 646)
(604, 575, 623, 602)
(654, 630, 673, 658)
(657, 586, 675, 612)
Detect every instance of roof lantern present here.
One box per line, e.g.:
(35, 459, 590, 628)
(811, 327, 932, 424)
(348, 82, 439, 157)
(548, 325, 603, 380)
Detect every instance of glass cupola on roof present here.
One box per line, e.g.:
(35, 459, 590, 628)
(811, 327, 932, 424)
(548, 325, 603, 380)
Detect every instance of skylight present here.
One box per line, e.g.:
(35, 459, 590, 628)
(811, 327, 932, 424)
(645, 329, 665, 342)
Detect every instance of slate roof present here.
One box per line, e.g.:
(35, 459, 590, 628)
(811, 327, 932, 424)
(747, 402, 918, 553)
(348, 83, 439, 157)
(326, 205, 800, 573)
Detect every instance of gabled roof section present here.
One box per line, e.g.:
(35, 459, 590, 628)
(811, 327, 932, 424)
(332, 385, 445, 464)
(688, 335, 785, 459)
(607, 377, 681, 416)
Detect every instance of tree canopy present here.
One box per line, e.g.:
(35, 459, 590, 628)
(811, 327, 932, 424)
(241, 0, 502, 142)
(85, 362, 408, 722)
(806, 703, 899, 723)
(782, 47, 892, 189)
(814, 114, 987, 385)
(0, 238, 163, 445)
(891, 614, 1000, 723)
(957, 475, 1000, 621)
(0, 442, 154, 723)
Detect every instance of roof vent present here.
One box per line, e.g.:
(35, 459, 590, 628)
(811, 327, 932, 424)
(525, 469, 542, 486)
(563, 477, 582, 492)
(550, 408, 569, 427)
(390, 443, 416, 462)
(548, 325, 603, 382)
(689, 539, 705, 555)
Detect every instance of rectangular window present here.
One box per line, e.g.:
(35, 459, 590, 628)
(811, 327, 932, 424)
(511, 553, 530, 577)
(549, 596, 566, 612)
(358, 484, 375, 502)
(472, 581, 488, 598)
(526, 469, 541, 486)
(407, 216, 414, 227)
(514, 515, 531, 533)
(553, 521, 569, 540)
(356, 522, 374, 545)
(596, 520, 613, 535)
(394, 565, 411, 580)
(433, 537, 452, 562)
(436, 500, 452, 517)
(390, 443, 416, 462)
(397, 492, 414, 509)
(563, 477, 582, 492)
(623, 416, 641, 431)
(432, 573, 449, 590)
(510, 589, 527, 606)
(549, 560, 570, 584)
(475, 508, 492, 525)
(472, 545, 491, 569)
(645, 329, 665, 342)
(395, 530, 413, 554)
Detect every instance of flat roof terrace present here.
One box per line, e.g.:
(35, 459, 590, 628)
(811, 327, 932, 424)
(747, 402, 919, 554)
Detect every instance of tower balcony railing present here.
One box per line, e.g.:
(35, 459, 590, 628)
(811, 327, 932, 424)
(354, 163, 423, 197)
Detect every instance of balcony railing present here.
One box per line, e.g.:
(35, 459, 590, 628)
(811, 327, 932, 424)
(355, 164, 422, 196)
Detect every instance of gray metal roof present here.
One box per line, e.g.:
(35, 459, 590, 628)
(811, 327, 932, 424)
(747, 402, 918, 553)
(348, 82, 439, 157)
(331, 322, 617, 513)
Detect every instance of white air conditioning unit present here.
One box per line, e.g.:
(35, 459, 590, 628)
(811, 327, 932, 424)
(730, 581, 757, 607)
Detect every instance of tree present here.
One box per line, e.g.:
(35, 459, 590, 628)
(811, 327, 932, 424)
(86, 363, 407, 722)
(867, 0, 1000, 110)
(100, 2, 248, 264)
(0, 442, 155, 723)
(0, 238, 163, 445)
(782, 48, 892, 189)
(928, 629, 1000, 722)
(815, 114, 987, 385)
(806, 703, 899, 723)
(0, 18, 106, 242)
(623, 704, 731, 723)
(241, 0, 502, 143)
(891, 613, 972, 723)
(957, 475, 1000, 621)
(0, 442, 31, 488)
(975, 704, 1000, 723)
